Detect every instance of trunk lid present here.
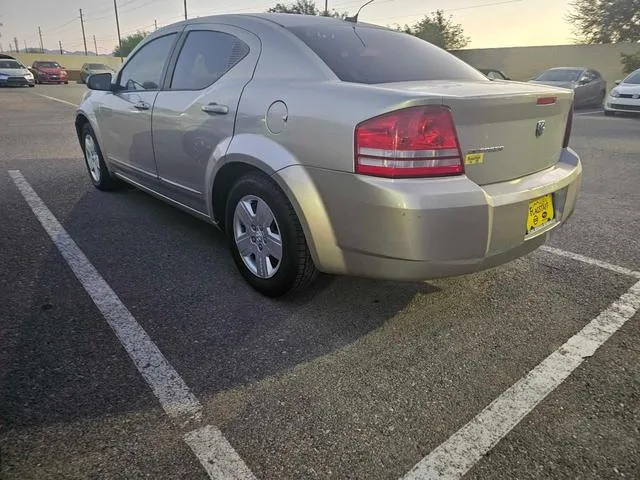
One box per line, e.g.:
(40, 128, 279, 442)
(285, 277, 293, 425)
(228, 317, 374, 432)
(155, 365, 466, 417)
(379, 80, 574, 185)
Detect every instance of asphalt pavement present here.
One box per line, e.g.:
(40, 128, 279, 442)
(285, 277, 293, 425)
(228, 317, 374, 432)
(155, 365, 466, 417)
(1, 84, 638, 480)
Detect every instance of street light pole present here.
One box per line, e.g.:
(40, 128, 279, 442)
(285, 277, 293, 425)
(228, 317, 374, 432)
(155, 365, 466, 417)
(38, 26, 44, 52)
(184, 0, 188, 20)
(79, 9, 88, 56)
(114, 0, 123, 62)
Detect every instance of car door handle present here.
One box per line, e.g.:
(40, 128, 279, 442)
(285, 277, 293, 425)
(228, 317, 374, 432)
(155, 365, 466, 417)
(133, 101, 150, 110)
(201, 103, 228, 115)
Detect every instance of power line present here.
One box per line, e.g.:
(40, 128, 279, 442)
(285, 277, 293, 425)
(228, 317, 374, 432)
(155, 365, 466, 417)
(366, 0, 526, 23)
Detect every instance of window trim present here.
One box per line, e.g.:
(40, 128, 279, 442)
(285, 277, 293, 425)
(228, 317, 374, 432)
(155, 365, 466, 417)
(115, 32, 180, 93)
(165, 29, 251, 92)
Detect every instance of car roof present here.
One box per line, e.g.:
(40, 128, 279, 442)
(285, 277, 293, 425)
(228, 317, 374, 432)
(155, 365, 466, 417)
(0, 53, 17, 59)
(170, 12, 383, 31)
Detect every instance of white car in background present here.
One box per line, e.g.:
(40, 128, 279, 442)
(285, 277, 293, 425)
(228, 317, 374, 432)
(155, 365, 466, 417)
(605, 69, 640, 116)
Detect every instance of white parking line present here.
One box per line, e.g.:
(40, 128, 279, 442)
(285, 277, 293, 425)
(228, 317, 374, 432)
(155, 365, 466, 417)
(10, 169, 258, 480)
(541, 246, 640, 279)
(9, 170, 201, 421)
(404, 251, 640, 480)
(35, 93, 78, 107)
(185, 425, 258, 480)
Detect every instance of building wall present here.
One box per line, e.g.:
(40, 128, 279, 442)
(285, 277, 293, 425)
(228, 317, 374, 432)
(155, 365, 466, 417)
(452, 42, 640, 88)
(11, 53, 123, 71)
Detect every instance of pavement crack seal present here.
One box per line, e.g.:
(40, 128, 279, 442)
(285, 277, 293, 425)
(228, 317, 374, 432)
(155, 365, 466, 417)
(404, 248, 640, 480)
(9, 170, 256, 480)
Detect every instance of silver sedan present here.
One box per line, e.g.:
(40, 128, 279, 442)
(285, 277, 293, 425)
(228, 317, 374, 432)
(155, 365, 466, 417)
(75, 13, 582, 297)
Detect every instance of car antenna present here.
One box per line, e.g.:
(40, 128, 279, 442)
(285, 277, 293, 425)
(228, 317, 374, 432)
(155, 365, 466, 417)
(345, 0, 375, 23)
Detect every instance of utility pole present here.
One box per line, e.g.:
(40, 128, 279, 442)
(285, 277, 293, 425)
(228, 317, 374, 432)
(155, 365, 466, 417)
(14, 36, 19, 53)
(59, 40, 63, 54)
(324, 0, 328, 15)
(114, 0, 123, 62)
(24, 40, 27, 52)
(93, 35, 98, 55)
(184, 0, 188, 20)
(38, 26, 43, 52)
(154, 19, 158, 30)
(79, 9, 88, 55)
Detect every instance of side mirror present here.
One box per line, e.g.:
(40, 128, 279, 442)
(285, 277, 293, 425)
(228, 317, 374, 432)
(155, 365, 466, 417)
(87, 72, 113, 91)
(615, 80, 621, 86)
(578, 77, 590, 85)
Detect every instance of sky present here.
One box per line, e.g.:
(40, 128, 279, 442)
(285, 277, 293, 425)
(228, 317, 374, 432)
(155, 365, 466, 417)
(0, 0, 576, 54)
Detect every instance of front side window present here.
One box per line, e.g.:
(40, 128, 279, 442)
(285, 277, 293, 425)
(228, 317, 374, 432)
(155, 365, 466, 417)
(118, 34, 177, 91)
(170, 31, 249, 90)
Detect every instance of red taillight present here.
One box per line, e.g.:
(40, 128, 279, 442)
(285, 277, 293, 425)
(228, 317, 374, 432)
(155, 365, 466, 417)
(355, 106, 464, 178)
(537, 96, 557, 105)
(563, 102, 574, 148)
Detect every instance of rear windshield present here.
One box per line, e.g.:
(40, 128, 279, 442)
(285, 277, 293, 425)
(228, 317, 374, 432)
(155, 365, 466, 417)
(286, 24, 487, 84)
(622, 71, 640, 85)
(39, 62, 61, 68)
(535, 69, 582, 82)
(0, 60, 22, 69)
(88, 63, 108, 69)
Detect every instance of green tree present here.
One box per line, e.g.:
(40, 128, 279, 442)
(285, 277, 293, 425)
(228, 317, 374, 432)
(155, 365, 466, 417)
(113, 31, 148, 57)
(400, 10, 470, 50)
(568, 0, 640, 44)
(621, 51, 640, 74)
(268, 0, 348, 18)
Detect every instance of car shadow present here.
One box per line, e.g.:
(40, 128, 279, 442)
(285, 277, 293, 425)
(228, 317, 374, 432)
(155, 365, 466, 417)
(2, 183, 440, 429)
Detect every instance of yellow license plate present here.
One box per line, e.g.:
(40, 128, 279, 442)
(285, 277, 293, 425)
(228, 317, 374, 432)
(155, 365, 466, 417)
(527, 194, 555, 234)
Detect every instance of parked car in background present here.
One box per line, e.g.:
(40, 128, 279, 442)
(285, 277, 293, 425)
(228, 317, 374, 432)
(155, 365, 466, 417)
(80, 63, 116, 84)
(478, 68, 511, 81)
(31, 61, 69, 84)
(76, 13, 581, 297)
(604, 69, 640, 116)
(0, 57, 35, 87)
(528, 67, 606, 108)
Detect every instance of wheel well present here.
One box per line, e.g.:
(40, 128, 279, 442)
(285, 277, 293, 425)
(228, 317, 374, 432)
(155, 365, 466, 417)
(75, 114, 90, 143)
(212, 162, 266, 231)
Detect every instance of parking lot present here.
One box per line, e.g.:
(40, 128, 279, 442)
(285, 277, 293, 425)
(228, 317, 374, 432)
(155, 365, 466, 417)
(1, 84, 639, 479)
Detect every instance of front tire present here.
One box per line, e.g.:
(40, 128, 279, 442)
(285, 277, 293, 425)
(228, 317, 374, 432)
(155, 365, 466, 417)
(226, 172, 318, 297)
(80, 124, 122, 191)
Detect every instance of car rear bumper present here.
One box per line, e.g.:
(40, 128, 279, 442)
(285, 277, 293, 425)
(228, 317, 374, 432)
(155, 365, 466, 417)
(275, 148, 582, 280)
(605, 98, 640, 113)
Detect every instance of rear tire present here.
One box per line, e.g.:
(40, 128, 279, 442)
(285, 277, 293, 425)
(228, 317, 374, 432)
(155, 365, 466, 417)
(80, 124, 122, 191)
(226, 172, 318, 297)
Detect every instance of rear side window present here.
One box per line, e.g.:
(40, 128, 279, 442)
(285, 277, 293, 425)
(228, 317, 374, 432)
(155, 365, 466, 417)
(286, 24, 487, 84)
(170, 31, 249, 90)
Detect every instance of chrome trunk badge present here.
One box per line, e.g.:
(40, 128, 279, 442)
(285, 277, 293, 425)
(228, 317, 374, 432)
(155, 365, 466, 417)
(535, 120, 546, 138)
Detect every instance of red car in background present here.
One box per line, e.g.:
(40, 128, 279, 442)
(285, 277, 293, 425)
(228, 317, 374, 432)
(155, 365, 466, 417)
(31, 61, 69, 84)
